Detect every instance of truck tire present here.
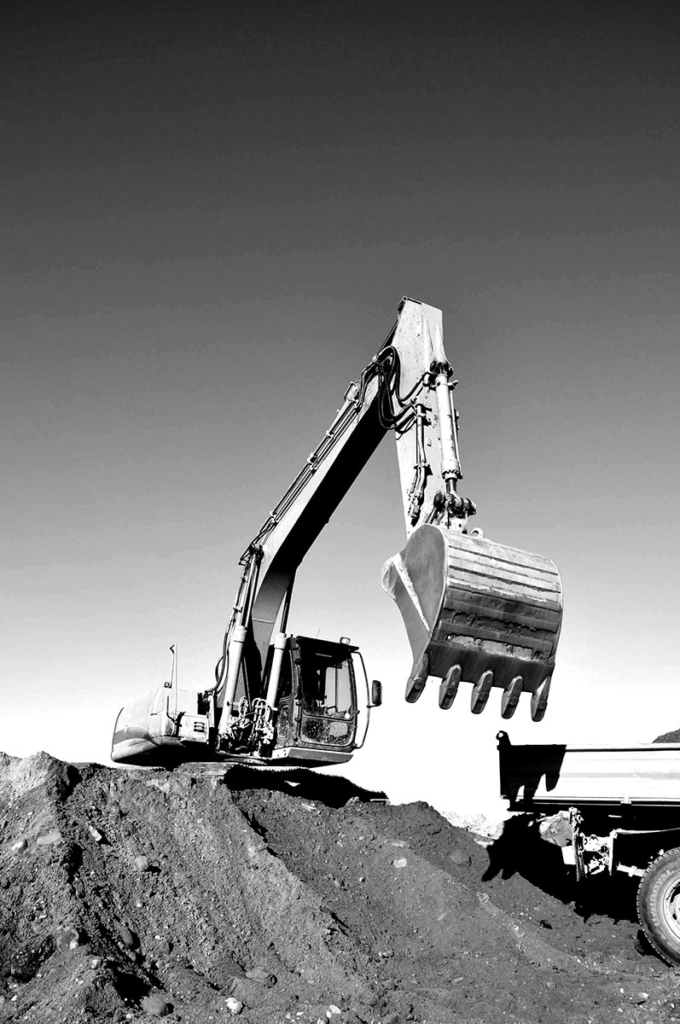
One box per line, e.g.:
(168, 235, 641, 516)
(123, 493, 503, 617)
(637, 847, 680, 966)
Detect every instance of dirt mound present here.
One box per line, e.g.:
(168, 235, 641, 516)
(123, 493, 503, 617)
(1, 754, 679, 1024)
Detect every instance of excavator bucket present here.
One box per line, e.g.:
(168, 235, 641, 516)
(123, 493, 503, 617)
(382, 524, 563, 720)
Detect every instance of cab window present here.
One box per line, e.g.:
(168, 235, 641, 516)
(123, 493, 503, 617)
(299, 647, 354, 715)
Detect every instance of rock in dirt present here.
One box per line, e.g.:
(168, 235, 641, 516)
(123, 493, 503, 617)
(141, 992, 172, 1016)
(36, 829, 63, 846)
(116, 922, 138, 948)
(55, 924, 81, 949)
(448, 844, 471, 866)
(245, 964, 276, 986)
(228, 976, 261, 1005)
(9, 934, 55, 980)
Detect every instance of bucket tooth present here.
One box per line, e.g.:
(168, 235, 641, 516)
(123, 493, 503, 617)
(500, 676, 523, 720)
(405, 652, 429, 704)
(530, 676, 552, 722)
(470, 670, 494, 714)
(438, 664, 462, 710)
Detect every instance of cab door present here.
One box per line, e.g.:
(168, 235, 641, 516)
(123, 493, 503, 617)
(272, 646, 299, 747)
(294, 639, 359, 750)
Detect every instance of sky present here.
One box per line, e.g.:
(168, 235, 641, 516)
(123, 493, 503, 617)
(2, 3, 680, 818)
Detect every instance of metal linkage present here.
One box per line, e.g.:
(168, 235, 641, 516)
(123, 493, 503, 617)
(406, 404, 429, 525)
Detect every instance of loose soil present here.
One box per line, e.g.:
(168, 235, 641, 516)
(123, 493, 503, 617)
(1, 752, 679, 1024)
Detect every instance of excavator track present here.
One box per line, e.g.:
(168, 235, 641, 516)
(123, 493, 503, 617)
(382, 524, 562, 719)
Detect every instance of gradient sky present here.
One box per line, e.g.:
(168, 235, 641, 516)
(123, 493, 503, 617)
(3, 4, 680, 816)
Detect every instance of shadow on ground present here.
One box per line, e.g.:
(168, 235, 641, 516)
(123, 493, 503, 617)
(223, 765, 387, 808)
(483, 813, 639, 924)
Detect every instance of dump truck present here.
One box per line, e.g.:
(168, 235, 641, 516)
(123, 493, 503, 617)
(111, 298, 563, 770)
(498, 731, 680, 965)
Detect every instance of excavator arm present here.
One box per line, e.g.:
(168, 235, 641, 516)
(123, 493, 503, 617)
(111, 298, 562, 768)
(217, 300, 474, 700)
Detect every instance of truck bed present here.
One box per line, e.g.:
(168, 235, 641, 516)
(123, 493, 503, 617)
(498, 731, 680, 810)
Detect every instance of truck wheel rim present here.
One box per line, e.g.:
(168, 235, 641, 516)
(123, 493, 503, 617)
(663, 883, 680, 940)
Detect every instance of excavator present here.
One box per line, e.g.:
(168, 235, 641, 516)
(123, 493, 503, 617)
(111, 298, 563, 770)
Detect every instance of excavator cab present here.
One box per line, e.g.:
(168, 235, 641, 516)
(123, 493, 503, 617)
(268, 637, 363, 764)
(219, 634, 374, 767)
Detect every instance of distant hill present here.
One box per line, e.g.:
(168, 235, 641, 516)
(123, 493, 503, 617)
(654, 729, 680, 742)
